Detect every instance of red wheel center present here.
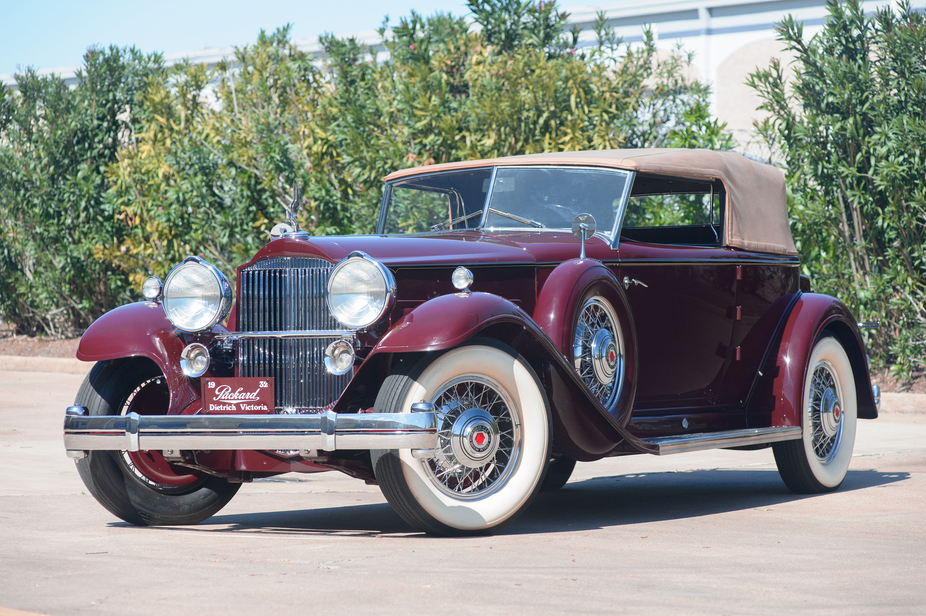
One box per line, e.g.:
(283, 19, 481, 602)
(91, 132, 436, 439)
(834, 406, 840, 420)
(608, 350, 615, 363)
(475, 431, 487, 446)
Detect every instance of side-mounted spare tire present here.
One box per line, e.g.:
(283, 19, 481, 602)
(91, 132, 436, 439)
(74, 359, 240, 526)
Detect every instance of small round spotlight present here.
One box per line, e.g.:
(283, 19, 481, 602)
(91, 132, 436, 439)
(180, 343, 210, 378)
(452, 266, 474, 292)
(142, 277, 163, 301)
(324, 339, 355, 376)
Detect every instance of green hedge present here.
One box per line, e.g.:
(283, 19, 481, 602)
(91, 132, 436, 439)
(0, 2, 727, 339)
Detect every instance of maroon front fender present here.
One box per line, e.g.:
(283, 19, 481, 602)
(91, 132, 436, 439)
(374, 292, 524, 353)
(77, 302, 197, 415)
(747, 293, 878, 428)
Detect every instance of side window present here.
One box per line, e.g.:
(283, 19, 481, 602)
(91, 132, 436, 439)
(621, 176, 723, 246)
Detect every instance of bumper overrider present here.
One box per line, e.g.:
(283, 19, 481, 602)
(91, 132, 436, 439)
(63, 405, 438, 459)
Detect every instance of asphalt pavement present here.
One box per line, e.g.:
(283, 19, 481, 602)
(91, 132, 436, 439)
(1, 368, 924, 615)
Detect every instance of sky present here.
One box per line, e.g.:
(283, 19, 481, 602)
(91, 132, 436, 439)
(0, 0, 598, 77)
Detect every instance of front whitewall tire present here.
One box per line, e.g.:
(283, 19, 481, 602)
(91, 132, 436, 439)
(373, 345, 549, 535)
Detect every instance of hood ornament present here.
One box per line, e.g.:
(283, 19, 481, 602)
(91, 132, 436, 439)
(271, 183, 307, 239)
(285, 183, 302, 232)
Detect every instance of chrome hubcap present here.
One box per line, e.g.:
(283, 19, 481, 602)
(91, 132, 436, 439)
(590, 329, 617, 384)
(450, 408, 500, 468)
(423, 377, 520, 499)
(574, 297, 623, 408)
(809, 362, 843, 463)
(820, 388, 841, 438)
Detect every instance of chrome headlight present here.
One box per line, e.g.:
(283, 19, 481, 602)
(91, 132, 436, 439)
(326, 252, 396, 329)
(162, 257, 233, 332)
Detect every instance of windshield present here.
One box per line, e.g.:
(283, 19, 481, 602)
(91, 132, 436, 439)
(379, 166, 632, 236)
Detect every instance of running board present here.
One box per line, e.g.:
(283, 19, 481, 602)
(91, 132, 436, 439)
(640, 426, 802, 456)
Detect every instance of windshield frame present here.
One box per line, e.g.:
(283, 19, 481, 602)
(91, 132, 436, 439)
(378, 164, 635, 243)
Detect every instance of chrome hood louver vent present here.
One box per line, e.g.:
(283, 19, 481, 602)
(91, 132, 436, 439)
(237, 257, 351, 412)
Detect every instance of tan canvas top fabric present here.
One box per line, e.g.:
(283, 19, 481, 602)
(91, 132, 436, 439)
(384, 149, 798, 256)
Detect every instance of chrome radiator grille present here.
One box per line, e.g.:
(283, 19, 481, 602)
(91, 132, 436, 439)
(237, 257, 351, 411)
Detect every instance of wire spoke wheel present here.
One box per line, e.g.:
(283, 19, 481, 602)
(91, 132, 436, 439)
(574, 297, 624, 409)
(807, 362, 843, 464)
(425, 376, 520, 499)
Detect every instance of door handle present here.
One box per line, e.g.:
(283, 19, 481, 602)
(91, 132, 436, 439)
(623, 276, 648, 290)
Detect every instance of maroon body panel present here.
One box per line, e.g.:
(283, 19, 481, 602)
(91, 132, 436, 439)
(74, 229, 875, 470)
(746, 293, 878, 428)
(718, 253, 800, 408)
(243, 234, 535, 269)
(76, 302, 199, 415)
(617, 242, 739, 415)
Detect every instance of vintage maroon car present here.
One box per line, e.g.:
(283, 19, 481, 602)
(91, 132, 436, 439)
(64, 149, 880, 535)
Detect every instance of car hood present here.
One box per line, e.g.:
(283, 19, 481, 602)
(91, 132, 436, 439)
(243, 231, 601, 269)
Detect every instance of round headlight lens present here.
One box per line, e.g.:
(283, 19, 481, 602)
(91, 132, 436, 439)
(162, 258, 232, 332)
(327, 253, 395, 329)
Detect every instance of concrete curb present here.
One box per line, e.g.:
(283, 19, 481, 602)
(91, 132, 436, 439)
(0, 355, 91, 375)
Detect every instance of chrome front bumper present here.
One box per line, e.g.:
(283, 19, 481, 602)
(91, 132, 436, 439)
(63, 406, 437, 457)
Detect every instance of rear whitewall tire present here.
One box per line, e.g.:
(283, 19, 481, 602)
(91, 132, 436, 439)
(373, 345, 550, 535)
(774, 336, 857, 493)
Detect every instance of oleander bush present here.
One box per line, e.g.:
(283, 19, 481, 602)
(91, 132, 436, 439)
(0, 47, 162, 336)
(749, 0, 926, 375)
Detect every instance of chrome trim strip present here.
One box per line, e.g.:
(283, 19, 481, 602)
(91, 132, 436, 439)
(618, 258, 800, 267)
(477, 166, 499, 229)
(216, 330, 355, 340)
(64, 411, 438, 452)
(610, 170, 636, 249)
(641, 426, 802, 455)
(383, 256, 800, 270)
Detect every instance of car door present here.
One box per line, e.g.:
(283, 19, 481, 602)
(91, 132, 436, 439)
(614, 176, 744, 436)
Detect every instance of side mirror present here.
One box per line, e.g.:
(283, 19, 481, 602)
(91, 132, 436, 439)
(571, 213, 597, 260)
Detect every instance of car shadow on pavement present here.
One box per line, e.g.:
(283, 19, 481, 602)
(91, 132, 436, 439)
(138, 467, 907, 537)
(514, 467, 908, 534)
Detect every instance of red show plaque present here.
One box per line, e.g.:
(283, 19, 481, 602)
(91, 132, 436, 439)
(201, 377, 275, 414)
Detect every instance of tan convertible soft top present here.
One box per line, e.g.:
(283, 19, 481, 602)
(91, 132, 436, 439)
(385, 149, 797, 256)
